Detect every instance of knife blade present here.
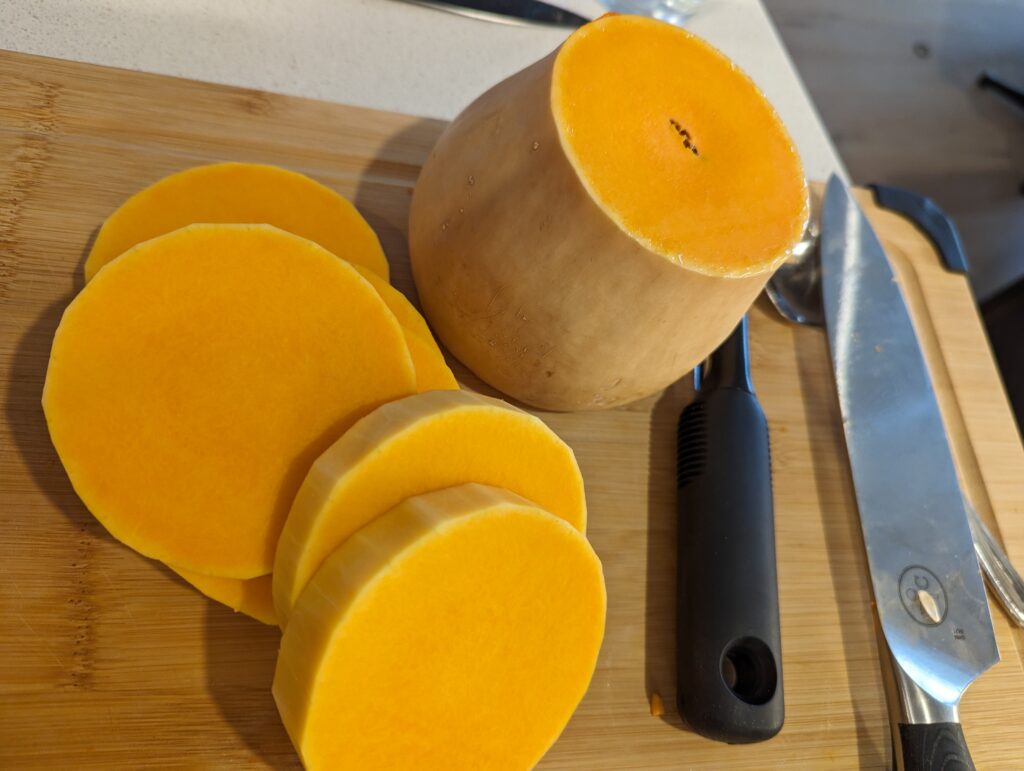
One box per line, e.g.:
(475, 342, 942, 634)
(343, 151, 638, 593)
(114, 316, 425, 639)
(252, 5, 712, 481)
(820, 175, 998, 770)
(393, 0, 590, 28)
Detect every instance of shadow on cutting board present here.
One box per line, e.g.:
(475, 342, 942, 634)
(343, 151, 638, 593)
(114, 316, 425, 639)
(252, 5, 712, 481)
(4, 226, 114, 545)
(351, 116, 521, 404)
(788, 307, 888, 769)
(645, 378, 695, 730)
(352, 116, 445, 305)
(204, 604, 297, 769)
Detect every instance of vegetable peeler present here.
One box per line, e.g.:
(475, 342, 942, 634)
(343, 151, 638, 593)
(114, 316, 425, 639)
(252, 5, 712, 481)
(675, 315, 784, 743)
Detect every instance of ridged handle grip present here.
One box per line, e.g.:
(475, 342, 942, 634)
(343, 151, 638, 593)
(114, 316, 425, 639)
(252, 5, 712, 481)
(675, 385, 783, 743)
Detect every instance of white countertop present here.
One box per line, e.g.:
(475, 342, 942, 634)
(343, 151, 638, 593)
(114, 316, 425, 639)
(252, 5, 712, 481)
(1, 0, 844, 181)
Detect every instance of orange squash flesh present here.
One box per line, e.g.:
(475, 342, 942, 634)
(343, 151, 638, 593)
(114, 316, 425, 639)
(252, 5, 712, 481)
(273, 389, 586, 624)
(164, 268, 453, 619)
(44, 224, 416, 579)
(80, 166, 452, 394)
(552, 16, 807, 276)
(166, 265, 452, 617)
(405, 334, 459, 391)
(352, 266, 458, 391)
(80, 232, 451, 612)
(273, 484, 606, 770)
(351, 265, 433, 343)
(170, 567, 277, 626)
(84, 163, 390, 281)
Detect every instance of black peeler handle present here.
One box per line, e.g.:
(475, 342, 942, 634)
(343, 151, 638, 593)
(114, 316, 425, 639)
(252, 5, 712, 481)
(676, 316, 784, 743)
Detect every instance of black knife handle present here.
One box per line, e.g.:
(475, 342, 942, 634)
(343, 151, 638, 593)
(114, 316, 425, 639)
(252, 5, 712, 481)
(675, 321, 783, 743)
(899, 722, 975, 771)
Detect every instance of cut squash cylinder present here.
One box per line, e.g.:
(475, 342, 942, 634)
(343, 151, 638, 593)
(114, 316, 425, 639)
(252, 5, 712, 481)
(272, 389, 586, 624)
(273, 483, 606, 770)
(85, 162, 390, 281)
(170, 567, 277, 626)
(44, 224, 417, 579)
(410, 15, 808, 410)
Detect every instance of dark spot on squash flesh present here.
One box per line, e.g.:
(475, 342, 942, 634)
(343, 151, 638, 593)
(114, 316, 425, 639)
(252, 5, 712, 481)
(668, 118, 699, 156)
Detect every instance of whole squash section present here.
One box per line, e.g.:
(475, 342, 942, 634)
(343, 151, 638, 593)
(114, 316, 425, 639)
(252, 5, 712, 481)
(273, 389, 586, 623)
(273, 483, 606, 771)
(410, 15, 808, 410)
(85, 162, 390, 281)
(170, 567, 277, 626)
(44, 224, 417, 579)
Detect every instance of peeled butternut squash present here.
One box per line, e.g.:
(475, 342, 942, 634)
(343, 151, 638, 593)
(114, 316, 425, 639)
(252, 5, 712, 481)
(351, 265, 433, 343)
(273, 389, 586, 623)
(170, 566, 277, 626)
(85, 162, 390, 281)
(79, 226, 450, 613)
(80, 165, 452, 394)
(273, 483, 606, 770)
(410, 15, 808, 410)
(164, 267, 451, 619)
(44, 224, 416, 579)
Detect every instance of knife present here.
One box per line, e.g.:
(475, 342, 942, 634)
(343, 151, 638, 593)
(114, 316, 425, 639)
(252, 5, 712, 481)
(820, 175, 999, 770)
(392, 0, 590, 28)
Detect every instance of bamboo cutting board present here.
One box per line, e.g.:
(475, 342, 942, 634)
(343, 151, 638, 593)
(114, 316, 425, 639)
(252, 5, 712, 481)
(2, 50, 1024, 769)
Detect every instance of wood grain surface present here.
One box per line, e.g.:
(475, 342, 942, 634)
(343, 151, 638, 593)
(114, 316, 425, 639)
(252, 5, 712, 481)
(2, 50, 1023, 769)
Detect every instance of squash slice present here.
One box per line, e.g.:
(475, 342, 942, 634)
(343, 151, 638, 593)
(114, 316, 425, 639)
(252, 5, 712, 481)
(273, 483, 605, 770)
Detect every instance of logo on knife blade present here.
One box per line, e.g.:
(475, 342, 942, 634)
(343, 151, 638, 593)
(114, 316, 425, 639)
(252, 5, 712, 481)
(898, 566, 948, 626)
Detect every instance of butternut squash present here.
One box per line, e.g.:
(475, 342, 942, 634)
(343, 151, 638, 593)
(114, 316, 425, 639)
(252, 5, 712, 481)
(167, 264, 450, 617)
(80, 166, 452, 394)
(81, 227, 451, 613)
(162, 267, 451, 622)
(409, 15, 808, 410)
(272, 389, 586, 623)
(353, 266, 458, 391)
(44, 224, 416, 579)
(273, 483, 606, 770)
(85, 162, 390, 281)
(170, 566, 276, 626)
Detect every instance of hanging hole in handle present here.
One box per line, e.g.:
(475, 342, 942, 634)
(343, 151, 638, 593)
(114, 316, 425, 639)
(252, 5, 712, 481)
(721, 637, 778, 705)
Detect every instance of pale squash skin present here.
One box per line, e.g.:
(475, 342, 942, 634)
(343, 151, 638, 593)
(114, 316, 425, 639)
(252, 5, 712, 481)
(409, 19, 807, 411)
